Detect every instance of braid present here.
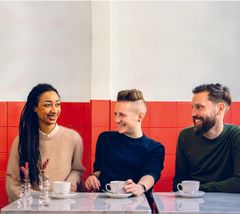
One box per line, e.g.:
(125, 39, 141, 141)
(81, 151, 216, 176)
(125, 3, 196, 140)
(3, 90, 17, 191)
(19, 104, 40, 185)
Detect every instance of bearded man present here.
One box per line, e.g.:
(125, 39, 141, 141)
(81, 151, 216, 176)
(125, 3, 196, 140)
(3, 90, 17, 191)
(173, 83, 240, 192)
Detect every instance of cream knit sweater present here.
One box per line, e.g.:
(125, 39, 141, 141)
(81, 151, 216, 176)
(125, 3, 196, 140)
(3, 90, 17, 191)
(6, 126, 85, 202)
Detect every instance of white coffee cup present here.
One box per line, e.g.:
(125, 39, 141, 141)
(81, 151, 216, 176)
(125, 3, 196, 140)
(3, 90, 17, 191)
(177, 180, 200, 194)
(105, 181, 126, 194)
(53, 181, 71, 195)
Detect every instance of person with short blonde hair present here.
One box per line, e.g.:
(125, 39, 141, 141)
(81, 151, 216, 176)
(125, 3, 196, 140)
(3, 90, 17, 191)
(85, 89, 165, 209)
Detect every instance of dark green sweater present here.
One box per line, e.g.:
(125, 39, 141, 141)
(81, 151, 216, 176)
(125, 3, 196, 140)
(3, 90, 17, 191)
(173, 124, 240, 192)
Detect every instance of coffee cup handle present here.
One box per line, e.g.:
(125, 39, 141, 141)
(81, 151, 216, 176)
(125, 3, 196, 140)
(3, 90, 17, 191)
(105, 183, 111, 192)
(177, 183, 183, 192)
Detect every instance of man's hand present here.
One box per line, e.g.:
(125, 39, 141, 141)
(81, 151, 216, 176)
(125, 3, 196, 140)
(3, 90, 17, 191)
(85, 174, 101, 191)
(124, 179, 145, 196)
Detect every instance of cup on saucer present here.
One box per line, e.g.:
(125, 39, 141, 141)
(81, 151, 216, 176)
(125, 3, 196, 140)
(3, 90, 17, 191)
(53, 181, 71, 195)
(177, 180, 200, 194)
(105, 181, 127, 194)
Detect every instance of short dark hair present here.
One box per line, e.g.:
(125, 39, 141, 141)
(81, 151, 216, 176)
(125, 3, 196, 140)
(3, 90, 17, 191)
(117, 89, 145, 102)
(192, 83, 231, 106)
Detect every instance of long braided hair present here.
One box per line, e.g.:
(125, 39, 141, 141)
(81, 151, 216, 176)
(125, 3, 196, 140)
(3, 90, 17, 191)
(18, 83, 60, 185)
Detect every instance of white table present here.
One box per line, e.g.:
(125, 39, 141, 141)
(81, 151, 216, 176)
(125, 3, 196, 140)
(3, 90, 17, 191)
(1, 192, 151, 214)
(153, 192, 240, 214)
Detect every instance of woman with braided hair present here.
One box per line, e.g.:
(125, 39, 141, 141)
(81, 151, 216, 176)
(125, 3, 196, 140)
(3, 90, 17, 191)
(6, 83, 85, 202)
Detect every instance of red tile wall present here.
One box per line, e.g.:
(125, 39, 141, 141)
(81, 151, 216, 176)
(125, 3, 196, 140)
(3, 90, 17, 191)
(91, 101, 240, 193)
(91, 100, 110, 172)
(0, 102, 10, 208)
(1, 101, 239, 208)
(0, 101, 91, 209)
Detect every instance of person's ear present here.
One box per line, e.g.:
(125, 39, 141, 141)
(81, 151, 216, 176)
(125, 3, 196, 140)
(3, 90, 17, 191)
(217, 103, 226, 115)
(137, 112, 145, 122)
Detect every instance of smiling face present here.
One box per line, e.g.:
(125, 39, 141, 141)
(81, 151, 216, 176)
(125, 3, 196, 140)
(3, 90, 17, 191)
(34, 91, 61, 132)
(191, 91, 218, 136)
(114, 101, 143, 138)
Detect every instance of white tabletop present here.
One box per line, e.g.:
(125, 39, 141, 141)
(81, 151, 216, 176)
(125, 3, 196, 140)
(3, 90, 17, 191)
(1, 192, 151, 214)
(153, 192, 240, 214)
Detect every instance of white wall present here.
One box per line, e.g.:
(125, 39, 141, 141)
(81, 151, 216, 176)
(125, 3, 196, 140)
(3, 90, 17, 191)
(109, 1, 240, 101)
(0, 1, 91, 101)
(91, 1, 110, 99)
(0, 1, 239, 102)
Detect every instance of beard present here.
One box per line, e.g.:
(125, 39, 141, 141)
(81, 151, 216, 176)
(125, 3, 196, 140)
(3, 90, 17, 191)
(193, 116, 216, 136)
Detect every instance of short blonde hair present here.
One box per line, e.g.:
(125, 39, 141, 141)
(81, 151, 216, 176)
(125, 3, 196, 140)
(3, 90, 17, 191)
(117, 89, 145, 102)
(117, 89, 147, 114)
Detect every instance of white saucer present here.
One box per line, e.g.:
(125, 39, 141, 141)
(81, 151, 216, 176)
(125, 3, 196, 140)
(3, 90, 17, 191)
(177, 191, 205, 198)
(105, 192, 132, 198)
(49, 192, 77, 199)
